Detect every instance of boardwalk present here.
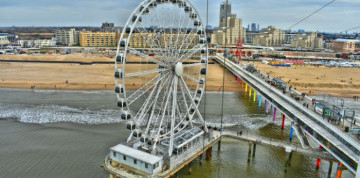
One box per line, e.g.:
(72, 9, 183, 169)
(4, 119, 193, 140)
(214, 54, 360, 175)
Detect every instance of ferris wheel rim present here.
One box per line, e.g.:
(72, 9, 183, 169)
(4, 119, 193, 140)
(115, 0, 209, 147)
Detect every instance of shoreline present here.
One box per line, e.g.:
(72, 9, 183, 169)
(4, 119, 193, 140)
(0, 87, 243, 94)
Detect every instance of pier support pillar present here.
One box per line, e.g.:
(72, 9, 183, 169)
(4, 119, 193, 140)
(252, 143, 256, 157)
(206, 147, 212, 160)
(249, 88, 252, 97)
(316, 145, 323, 170)
(316, 158, 322, 170)
(284, 151, 293, 173)
(245, 84, 248, 92)
(218, 140, 221, 151)
(290, 121, 294, 142)
(258, 95, 262, 107)
(253, 91, 256, 102)
(273, 107, 277, 121)
(247, 142, 252, 163)
(265, 100, 269, 114)
(336, 162, 343, 178)
(281, 114, 286, 129)
(328, 161, 333, 178)
(242, 81, 244, 88)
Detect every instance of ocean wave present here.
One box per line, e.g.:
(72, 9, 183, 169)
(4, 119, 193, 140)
(0, 105, 122, 124)
(0, 103, 287, 129)
(194, 114, 288, 130)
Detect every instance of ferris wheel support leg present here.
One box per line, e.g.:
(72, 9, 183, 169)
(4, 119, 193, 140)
(169, 76, 178, 157)
(152, 78, 175, 151)
(179, 81, 193, 127)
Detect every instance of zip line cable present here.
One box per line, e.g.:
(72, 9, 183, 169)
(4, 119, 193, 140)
(201, 0, 209, 177)
(288, 0, 336, 30)
(218, 0, 228, 177)
(340, 26, 360, 33)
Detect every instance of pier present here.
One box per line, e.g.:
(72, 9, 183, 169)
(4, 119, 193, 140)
(103, 130, 335, 177)
(214, 54, 360, 176)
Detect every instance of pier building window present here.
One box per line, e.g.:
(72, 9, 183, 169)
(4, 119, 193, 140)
(123, 155, 126, 160)
(145, 163, 148, 168)
(153, 162, 159, 169)
(113, 152, 116, 157)
(134, 159, 137, 164)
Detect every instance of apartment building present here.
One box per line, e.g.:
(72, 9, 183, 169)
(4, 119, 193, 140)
(252, 26, 285, 46)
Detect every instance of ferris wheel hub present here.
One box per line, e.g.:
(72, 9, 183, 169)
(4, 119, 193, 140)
(175, 62, 183, 76)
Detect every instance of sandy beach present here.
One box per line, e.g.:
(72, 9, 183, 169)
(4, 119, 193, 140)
(0, 54, 241, 92)
(250, 62, 360, 98)
(1, 54, 360, 98)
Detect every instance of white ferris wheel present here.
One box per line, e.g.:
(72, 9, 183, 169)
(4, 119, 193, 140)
(115, 0, 208, 156)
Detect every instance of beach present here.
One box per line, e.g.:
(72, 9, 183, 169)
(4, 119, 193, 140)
(1, 54, 360, 97)
(0, 54, 241, 91)
(249, 62, 360, 98)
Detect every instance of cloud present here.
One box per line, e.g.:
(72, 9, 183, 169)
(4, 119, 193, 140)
(0, 0, 358, 32)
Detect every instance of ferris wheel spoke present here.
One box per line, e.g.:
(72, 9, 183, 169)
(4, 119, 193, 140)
(176, 25, 198, 53)
(171, 7, 184, 55)
(125, 68, 169, 78)
(179, 45, 202, 62)
(180, 76, 207, 132)
(144, 73, 172, 136)
(168, 76, 177, 156)
(174, 17, 194, 59)
(134, 76, 164, 127)
(152, 73, 173, 126)
(128, 47, 161, 65)
(183, 73, 200, 83)
(136, 26, 167, 61)
(183, 63, 203, 68)
(152, 9, 171, 62)
(127, 74, 159, 99)
(152, 77, 174, 151)
(127, 73, 169, 105)
(152, 11, 170, 61)
(177, 28, 203, 59)
(179, 80, 190, 117)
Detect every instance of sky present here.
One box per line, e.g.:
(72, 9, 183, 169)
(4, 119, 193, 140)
(0, 0, 359, 33)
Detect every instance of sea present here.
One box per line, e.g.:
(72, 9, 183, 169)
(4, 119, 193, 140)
(0, 88, 358, 178)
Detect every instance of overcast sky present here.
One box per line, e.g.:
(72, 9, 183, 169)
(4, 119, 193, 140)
(0, 0, 359, 33)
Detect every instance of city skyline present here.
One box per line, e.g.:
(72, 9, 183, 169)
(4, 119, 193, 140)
(0, 0, 359, 33)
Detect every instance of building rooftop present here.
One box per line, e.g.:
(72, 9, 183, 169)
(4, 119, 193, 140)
(110, 144, 163, 165)
(334, 39, 360, 43)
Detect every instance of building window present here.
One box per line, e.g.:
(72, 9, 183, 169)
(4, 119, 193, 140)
(113, 152, 116, 157)
(145, 163, 148, 168)
(153, 162, 159, 169)
(123, 155, 126, 160)
(134, 159, 137, 164)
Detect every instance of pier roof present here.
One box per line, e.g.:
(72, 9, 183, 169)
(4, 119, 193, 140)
(110, 144, 163, 165)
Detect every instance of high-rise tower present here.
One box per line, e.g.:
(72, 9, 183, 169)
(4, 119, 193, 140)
(219, 1, 232, 27)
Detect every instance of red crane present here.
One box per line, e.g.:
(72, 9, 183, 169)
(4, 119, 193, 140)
(235, 38, 243, 64)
